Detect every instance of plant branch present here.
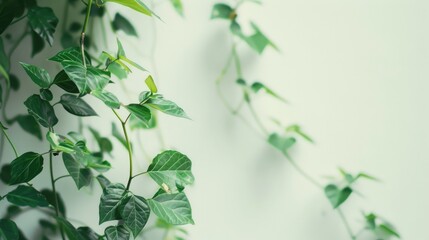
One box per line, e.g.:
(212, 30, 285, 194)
(337, 208, 356, 240)
(81, 0, 93, 68)
(0, 126, 18, 158)
(48, 128, 66, 240)
(121, 122, 134, 190)
(54, 175, 71, 183)
(131, 171, 147, 179)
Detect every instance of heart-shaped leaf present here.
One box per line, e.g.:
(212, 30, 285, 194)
(119, 195, 150, 237)
(148, 192, 194, 225)
(6, 185, 49, 207)
(20, 62, 52, 88)
(105, 225, 130, 240)
(63, 153, 93, 189)
(9, 152, 43, 184)
(24, 94, 58, 128)
(324, 184, 352, 208)
(99, 183, 127, 224)
(27, 7, 59, 46)
(60, 94, 97, 117)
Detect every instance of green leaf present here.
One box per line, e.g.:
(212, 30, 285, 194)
(69, 22, 82, 32)
(5, 206, 22, 219)
(15, 115, 42, 140)
(0, 164, 11, 184)
(9, 74, 20, 91)
(0, 0, 25, 34)
(379, 224, 400, 238)
(0, 219, 19, 240)
(324, 184, 352, 208)
(56, 217, 84, 240)
(9, 152, 43, 184)
(89, 127, 113, 154)
(27, 7, 59, 46)
(40, 89, 53, 101)
(285, 124, 313, 143)
(244, 23, 276, 54)
(250, 82, 287, 103)
(112, 13, 137, 36)
(31, 30, 45, 57)
(365, 213, 377, 230)
(146, 96, 189, 119)
(41, 189, 66, 216)
(119, 55, 146, 71)
(53, 70, 80, 93)
(50, 47, 90, 65)
(267, 133, 296, 156)
(63, 153, 93, 189)
(60, 94, 97, 117)
(119, 195, 150, 237)
(148, 192, 194, 225)
(104, 0, 155, 16)
(61, 32, 76, 48)
(77, 227, 100, 240)
(211, 3, 234, 20)
(20, 62, 53, 88)
(99, 183, 127, 224)
(104, 225, 130, 240)
(39, 219, 57, 234)
(129, 112, 156, 129)
(6, 185, 49, 207)
(108, 62, 128, 80)
(126, 104, 151, 124)
(91, 90, 121, 109)
(61, 60, 110, 94)
(145, 75, 158, 93)
(24, 94, 58, 128)
(148, 150, 194, 192)
(169, 0, 184, 16)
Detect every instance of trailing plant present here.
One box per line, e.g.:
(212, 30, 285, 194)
(0, 0, 194, 240)
(211, 1, 400, 239)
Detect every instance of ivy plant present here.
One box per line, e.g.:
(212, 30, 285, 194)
(211, 1, 400, 239)
(0, 0, 194, 240)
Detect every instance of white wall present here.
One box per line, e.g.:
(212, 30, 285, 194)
(1, 0, 428, 239)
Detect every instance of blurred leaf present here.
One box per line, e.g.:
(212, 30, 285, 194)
(77, 227, 100, 240)
(0, 37, 9, 81)
(56, 217, 84, 240)
(285, 124, 313, 143)
(41, 189, 66, 216)
(112, 123, 127, 148)
(15, 114, 42, 140)
(9, 74, 19, 91)
(251, 82, 287, 103)
(148, 192, 194, 225)
(63, 153, 93, 189)
(24, 94, 58, 128)
(69, 22, 82, 32)
(112, 13, 137, 36)
(267, 133, 296, 156)
(96, 175, 111, 190)
(27, 6, 59, 46)
(53, 70, 80, 93)
(31, 30, 45, 57)
(60, 94, 97, 117)
(211, 3, 234, 20)
(324, 184, 352, 208)
(169, 0, 184, 16)
(20, 62, 53, 88)
(6, 185, 49, 207)
(61, 32, 76, 48)
(9, 152, 43, 184)
(0, 219, 19, 240)
(104, 0, 155, 16)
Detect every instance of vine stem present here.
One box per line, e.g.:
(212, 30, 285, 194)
(337, 208, 357, 240)
(122, 122, 134, 190)
(81, 0, 93, 68)
(48, 128, 66, 240)
(0, 127, 18, 158)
